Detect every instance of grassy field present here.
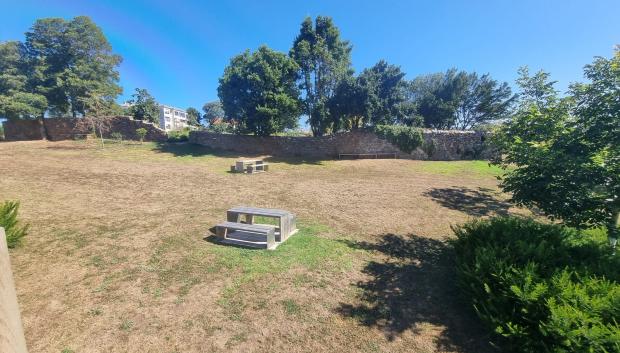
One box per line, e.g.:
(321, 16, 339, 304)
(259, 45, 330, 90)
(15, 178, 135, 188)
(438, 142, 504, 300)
(0, 140, 526, 353)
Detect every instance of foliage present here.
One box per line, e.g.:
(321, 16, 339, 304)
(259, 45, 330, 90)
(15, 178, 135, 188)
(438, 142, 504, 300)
(0, 200, 29, 248)
(408, 69, 515, 129)
(452, 217, 620, 352)
(290, 16, 353, 136)
(0, 41, 48, 119)
(328, 60, 409, 130)
(493, 49, 619, 234)
(167, 127, 190, 142)
(21, 16, 122, 117)
(135, 128, 147, 143)
(218, 45, 301, 136)
(373, 125, 423, 154)
(128, 88, 159, 123)
(0, 122, 3, 140)
(110, 132, 122, 142)
(202, 100, 225, 125)
(186, 107, 201, 126)
(207, 121, 234, 134)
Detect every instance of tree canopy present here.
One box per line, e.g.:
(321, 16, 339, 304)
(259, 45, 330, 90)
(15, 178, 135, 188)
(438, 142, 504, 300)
(202, 100, 225, 124)
(186, 107, 201, 126)
(290, 16, 352, 136)
(493, 49, 619, 236)
(218, 45, 301, 136)
(408, 69, 514, 129)
(328, 60, 408, 130)
(0, 16, 122, 119)
(128, 88, 159, 123)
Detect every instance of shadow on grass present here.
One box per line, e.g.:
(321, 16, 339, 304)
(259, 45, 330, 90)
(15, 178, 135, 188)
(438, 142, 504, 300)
(424, 186, 511, 217)
(337, 234, 493, 352)
(152, 142, 326, 166)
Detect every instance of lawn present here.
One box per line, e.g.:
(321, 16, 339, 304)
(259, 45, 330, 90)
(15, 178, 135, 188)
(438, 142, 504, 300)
(0, 140, 526, 353)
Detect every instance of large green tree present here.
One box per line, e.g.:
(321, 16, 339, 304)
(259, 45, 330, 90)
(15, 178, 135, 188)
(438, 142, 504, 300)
(409, 69, 514, 129)
(328, 60, 408, 130)
(22, 16, 122, 117)
(290, 16, 352, 136)
(202, 100, 225, 124)
(0, 41, 47, 119)
(128, 88, 159, 123)
(218, 46, 301, 136)
(186, 107, 201, 126)
(493, 49, 619, 240)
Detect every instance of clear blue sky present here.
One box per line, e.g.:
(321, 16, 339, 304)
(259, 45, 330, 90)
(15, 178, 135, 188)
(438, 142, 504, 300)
(1, 0, 618, 110)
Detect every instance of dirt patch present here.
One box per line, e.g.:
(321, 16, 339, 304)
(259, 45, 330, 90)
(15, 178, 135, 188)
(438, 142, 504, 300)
(0, 140, 525, 353)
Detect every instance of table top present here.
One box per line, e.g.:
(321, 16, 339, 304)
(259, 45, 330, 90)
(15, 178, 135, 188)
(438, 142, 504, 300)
(228, 206, 292, 217)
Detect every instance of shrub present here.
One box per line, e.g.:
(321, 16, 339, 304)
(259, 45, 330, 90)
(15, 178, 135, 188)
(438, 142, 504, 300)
(0, 201, 29, 248)
(167, 128, 190, 142)
(110, 132, 123, 143)
(135, 128, 147, 143)
(0, 123, 4, 140)
(452, 217, 620, 352)
(373, 125, 423, 154)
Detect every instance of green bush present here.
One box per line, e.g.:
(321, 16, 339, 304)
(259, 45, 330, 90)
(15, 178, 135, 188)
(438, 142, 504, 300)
(0, 201, 29, 248)
(373, 125, 423, 154)
(110, 132, 123, 143)
(135, 128, 147, 142)
(452, 217, 620, 352)
(0, 123, 4, 140)
(207, 121, 234, 134)
(167, 128, 190, 142)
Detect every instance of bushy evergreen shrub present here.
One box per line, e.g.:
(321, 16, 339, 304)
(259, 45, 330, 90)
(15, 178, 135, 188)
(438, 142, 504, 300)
(373, 125, 423, 154)
(452, 217, 619, 352)
(0, 201, 29, 248)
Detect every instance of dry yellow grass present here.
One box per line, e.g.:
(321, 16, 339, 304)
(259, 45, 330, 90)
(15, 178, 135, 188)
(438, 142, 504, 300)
(0, 140, 525, 353)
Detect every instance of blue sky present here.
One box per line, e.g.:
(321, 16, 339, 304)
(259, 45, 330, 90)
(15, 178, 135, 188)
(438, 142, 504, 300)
(1, 0, 619, 111)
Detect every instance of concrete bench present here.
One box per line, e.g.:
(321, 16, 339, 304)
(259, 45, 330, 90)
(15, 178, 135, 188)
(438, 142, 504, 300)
(216, 221, 276, 250)
(338, 153, 397, 159)
(231, 160, 270, 173)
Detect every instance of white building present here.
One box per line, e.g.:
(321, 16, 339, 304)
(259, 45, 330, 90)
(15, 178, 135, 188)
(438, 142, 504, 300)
(159, 105, 189, 131)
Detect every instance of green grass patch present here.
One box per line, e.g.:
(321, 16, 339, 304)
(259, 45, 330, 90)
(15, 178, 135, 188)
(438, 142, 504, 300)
(417, 160, 506, 178)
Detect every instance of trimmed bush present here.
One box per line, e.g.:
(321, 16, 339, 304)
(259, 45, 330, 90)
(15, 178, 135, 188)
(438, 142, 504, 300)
(0, 201, 29, 248)
(373, 125, 423, 154)
(135, 128, 147, 142)
(452, 217, 619, 353)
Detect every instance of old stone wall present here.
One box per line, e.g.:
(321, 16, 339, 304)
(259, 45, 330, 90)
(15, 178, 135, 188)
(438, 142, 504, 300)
(189, 129, 494, 160)
(2, 116, 167, 142)
(2, 119, 45, 141)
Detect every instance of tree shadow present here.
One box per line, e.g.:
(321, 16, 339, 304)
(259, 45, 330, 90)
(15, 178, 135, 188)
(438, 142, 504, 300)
(424, 186, 511, 217)
(152, 142, 232, 158)
(152, 142, 326, 166)
(337, 234, 494, 352)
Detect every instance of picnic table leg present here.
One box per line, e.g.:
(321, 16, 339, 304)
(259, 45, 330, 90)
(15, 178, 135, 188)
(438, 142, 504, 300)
(227, 211, 240, 222)
(246, 214, 254, 224)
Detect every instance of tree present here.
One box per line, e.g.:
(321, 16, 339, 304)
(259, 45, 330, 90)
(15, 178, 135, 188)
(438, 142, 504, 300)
(135, 128, 147, 143)
(408, 69, 514, 129)
(0, 41, 47, 119)
(79, 90, 119, 148)
(493, 49, 619, 243)
(202, 100, 225, 125)
(22, 16, 122, 117)
(290, 16, 353, 136)
(128, 88, 159, 123)
(357, 60, 408, 126)
(218, 45, 301, 136)
(186, 107, 201, 126)
(328, 60, 408, 130)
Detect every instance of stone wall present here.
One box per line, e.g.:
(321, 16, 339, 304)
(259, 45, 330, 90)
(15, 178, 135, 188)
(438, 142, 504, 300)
(2, 119, 45, 141)
(2, 116, 167, 142)
(189, 129, 494, 160)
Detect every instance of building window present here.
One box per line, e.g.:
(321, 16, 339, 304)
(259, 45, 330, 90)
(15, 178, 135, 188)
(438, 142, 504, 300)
(164, 108, 170, 114)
